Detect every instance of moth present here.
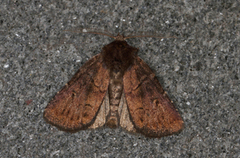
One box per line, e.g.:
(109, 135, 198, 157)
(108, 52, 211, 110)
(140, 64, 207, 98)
(43, 33, 184, 138)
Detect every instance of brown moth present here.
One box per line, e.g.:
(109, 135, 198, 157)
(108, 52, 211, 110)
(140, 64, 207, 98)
(43, 33, 184, 138)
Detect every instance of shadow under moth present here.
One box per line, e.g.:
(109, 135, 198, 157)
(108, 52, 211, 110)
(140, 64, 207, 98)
(43, 33, 184, 138)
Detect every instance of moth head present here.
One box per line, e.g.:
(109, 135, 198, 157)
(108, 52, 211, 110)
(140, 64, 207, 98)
(114, 33, 125, 41)
(102, 40, 138, 72)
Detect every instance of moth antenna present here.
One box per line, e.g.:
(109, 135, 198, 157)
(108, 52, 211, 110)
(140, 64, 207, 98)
(86, 32, 126, 41)
(123, 34, 177, 40)
(64, 29, 177, 40)
(82, 31, 116, 39)
(63, 29, 116, 39)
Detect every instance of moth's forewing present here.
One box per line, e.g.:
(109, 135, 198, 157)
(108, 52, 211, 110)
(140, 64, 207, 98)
(43, 54, 110, 132)
(123, 56, 184, 138)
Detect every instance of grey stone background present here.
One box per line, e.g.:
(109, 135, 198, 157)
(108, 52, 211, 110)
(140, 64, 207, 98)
(0, 0, 239, 157)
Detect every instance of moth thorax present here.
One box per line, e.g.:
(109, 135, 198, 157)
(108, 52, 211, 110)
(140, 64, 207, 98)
(106, 70, 123, 128)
